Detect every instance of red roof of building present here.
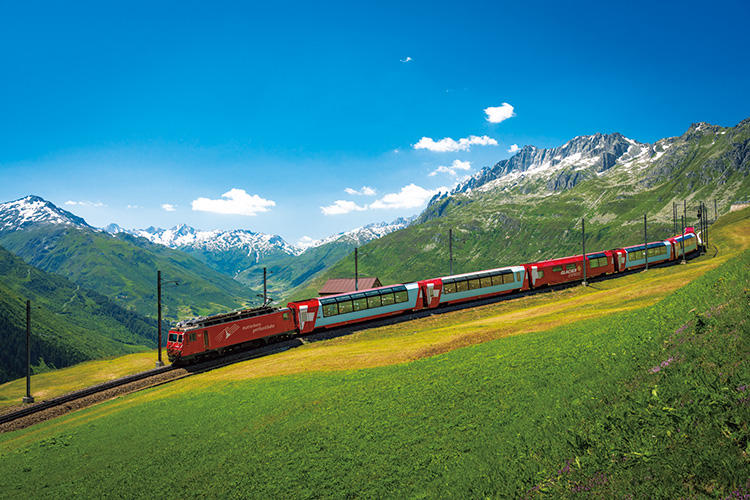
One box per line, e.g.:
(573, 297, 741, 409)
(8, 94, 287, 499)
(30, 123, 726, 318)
(319, 278, 382, 295)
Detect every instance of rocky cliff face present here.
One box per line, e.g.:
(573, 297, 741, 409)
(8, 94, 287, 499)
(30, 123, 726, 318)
(426, 119, 749, 213)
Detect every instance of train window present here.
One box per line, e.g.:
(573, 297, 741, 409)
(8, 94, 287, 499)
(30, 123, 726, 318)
(515, 272, 522, 282)
(491, 274, 503, 286)
(503, 273, 514, 284)
(394, 290, 409, 303)
(352, 297, 368, 311)
(455, 280, 468, 292)
(380, 293, 395, 305)
(552, 265, 562, 272)
(168, 333, 178, 342)
(536, 269, 545, 279)
(468, 278, 480, 290)
(338, 300, 354, 314)
(480, 276, 493, 288)
(366, 294, 382, 308)
(443, 282, 456, 294)
(178, 335, 183, 343)
(283, 312, 290, 320)
(566, 264, 576, 271)
(322, 303, 338, 317)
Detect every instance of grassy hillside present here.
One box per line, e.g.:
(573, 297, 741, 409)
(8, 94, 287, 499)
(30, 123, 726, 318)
(0, 209, 747, 497)
(286, 120, 749, 301)
(0, 351, 157, 409)
(0, 245, 157, 383)
(0, 225, 257, 319)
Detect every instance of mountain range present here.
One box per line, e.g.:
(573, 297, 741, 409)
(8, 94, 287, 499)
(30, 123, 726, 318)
(103, 217, 413, 299)
(0, 196, 257, 319)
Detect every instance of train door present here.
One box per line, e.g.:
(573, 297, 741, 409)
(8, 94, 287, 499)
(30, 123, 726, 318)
(203, 329, 209, 350)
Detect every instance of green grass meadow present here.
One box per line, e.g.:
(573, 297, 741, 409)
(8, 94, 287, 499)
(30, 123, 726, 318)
(0, 241, 748, 497)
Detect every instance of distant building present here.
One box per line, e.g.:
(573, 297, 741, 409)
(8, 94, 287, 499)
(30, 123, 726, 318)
(319, 277, 382, 296)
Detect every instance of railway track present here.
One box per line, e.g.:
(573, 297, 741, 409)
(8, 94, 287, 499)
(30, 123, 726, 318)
(0, 249, 706, 432)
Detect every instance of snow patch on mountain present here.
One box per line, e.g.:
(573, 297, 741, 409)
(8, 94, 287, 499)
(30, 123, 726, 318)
(0, 195, 93, 232)
(106, 224, 300, 261)
(296, 217, 414, 251)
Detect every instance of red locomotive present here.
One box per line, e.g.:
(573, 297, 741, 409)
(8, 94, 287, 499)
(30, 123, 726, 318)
(167, 228, 701, 364)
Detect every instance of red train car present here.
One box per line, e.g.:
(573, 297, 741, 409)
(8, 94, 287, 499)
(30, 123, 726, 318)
(525, 250, 615, 288)
(167, 307, 297, 363)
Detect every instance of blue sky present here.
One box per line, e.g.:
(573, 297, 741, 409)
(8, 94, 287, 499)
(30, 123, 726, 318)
(1, 0, 749, 244)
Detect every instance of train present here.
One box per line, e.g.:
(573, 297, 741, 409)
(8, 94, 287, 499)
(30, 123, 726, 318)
(166, 228, 701, 364)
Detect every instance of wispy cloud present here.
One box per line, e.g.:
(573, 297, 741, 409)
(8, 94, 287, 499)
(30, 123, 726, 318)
(126, 204, 141, 209)
(320, 200, 368, 215)
(370, 184, 443, 210)
(400, 56, 412, 63)
(344, 186, 377, 196)
(161, 203, 177, 212)
(429, 159, 472, 177)
(413, 135, 498, 153)
(321, 184, 446, 215)
(191, 188, 275, 216)
(65, 200, 105, 207)
(484, 102, 515, 123)
(507, 144, 520, 153)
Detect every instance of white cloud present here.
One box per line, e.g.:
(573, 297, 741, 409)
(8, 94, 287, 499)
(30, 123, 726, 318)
(126, 204, 141, 209)
(64, 200, 105, 207)
(191, 188, 275, 216)
(429, 159, 472, 177)
(370, 184, 440, 210)
(320, 200, 368, 215)
(484, 102, 516, 123)
(507, 144, 520, 153)
(344, 186, 377, 196)
(161, 203, 177, 212)
(400, 56, 412, 63)
(413, 135, 498, 153)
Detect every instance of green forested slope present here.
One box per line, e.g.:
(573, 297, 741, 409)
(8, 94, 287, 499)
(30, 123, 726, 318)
(0, 226, 257, 319)
(0, 245, 157, 383)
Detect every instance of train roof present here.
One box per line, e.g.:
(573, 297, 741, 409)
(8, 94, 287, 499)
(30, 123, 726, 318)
(437, 265, 524, 281)
(526, 250, 612, 267)
(172, 305, 286, 331)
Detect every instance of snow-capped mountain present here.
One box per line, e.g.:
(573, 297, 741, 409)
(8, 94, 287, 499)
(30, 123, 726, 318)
(296, 217, 414, 251)
(429, 132, 675, 206)
(106, 224, 300, 260)
(0, 195, 93, 232)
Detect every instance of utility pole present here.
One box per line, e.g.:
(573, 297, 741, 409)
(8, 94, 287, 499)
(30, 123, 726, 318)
(354, 248, 358, 291)
(680, 215, 686, 265)
(157, 270, 163, 367)
(702, 202, 709, 254)
(449, 228, 453, 275)
(263, 267, 267, 306)
(698, 203, 705, 255)
(714, 199, 717, 222)
(581, 218, 587, 286)
(672, 203, 677, 235)
(23, 300, 34, 404)
(683, 200, 686, 228)
(643, 214, 648, 271)
(156, 271, 178, 367)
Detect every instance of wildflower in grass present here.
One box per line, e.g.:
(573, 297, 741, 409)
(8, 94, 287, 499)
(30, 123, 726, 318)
(737, 385, 747, 392)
